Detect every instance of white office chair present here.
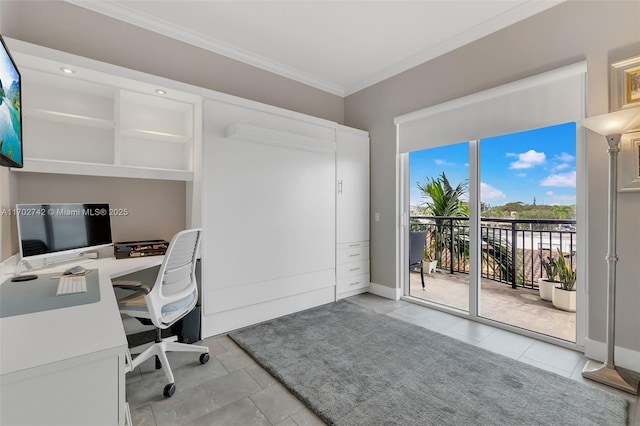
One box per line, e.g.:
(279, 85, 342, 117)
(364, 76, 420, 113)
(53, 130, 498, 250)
(113, 228, 209, 398)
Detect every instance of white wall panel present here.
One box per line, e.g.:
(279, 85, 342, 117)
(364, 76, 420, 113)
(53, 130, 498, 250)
(202, 97, 336, 336)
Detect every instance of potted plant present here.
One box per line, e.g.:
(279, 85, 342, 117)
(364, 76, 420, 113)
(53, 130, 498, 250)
(538, 253, 560, 301)
(424, 238, 438, 274)
(553, 249, 576, 312)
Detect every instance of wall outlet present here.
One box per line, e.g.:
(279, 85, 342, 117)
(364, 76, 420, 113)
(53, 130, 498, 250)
(374, 212, 380, 222)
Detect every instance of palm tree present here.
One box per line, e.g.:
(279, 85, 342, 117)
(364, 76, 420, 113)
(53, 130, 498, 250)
(417, 172, 468, 269)
(417, 172, 468, 217)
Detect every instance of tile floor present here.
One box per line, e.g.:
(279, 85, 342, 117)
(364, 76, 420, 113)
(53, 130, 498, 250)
(127, 293, 640, 426)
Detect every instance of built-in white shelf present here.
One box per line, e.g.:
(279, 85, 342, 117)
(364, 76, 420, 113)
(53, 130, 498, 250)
(13, 158, 194, 181)
(24, 108, 115, 130)
(120, 128, 191, 144)
(8, 37, 200, 182)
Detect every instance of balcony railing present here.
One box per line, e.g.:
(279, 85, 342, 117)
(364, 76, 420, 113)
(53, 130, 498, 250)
(410, 216, 576, 289)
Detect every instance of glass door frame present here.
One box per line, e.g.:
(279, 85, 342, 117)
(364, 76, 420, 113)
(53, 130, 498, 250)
(397, 131, 586, 349)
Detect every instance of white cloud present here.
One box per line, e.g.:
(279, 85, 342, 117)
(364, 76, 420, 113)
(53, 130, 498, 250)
(481, 182, 506, 200)
(516, 173, 526, 177)
(552, 163, 571, 172)
(505, 152, 517, 158)
(434, 159, 454, 166)
(546, 191, 554, 196)
(540, 171, 576, 187)
(509, 150, 546, 169)
(554, 152, 575, 162)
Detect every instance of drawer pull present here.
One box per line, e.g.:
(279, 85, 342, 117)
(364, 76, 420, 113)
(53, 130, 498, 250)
(348, 243, 361, 247)
(349, 281, 361, 286)
(348, 253, 361, 257)
(348, 267, 361, 272)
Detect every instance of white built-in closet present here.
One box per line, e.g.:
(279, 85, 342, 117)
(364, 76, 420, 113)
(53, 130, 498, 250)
(201, 95, 370, 336)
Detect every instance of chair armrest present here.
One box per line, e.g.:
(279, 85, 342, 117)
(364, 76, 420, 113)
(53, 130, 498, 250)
(112, 280, 151, 294)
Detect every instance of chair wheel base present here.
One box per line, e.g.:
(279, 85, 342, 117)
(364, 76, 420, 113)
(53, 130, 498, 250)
(163, 383, 176, 398)
(200, 353, 210, 364)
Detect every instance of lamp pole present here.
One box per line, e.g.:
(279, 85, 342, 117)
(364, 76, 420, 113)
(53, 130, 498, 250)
(604, 134, 619, 369)
(581, 133, 639, 395)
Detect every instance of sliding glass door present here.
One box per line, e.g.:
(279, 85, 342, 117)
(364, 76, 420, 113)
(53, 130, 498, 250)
(478, 123, 577, 342)
(405, 123, 578, 343)
(409, 142, 470, 312)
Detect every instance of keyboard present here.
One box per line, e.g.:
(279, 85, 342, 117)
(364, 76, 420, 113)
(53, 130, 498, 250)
(56, 275, 88, 295)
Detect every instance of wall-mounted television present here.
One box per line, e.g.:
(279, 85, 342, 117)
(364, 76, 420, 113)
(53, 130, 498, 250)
(16, 203, 113, 262)
(0, 35, 23, 168)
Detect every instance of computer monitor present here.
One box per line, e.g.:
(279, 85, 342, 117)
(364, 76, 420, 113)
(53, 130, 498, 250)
(0, 35, 23, 168)
(16, 203, 113, 263)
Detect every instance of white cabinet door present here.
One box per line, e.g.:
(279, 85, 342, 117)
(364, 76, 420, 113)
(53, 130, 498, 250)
(201, 97, 337, 337)
(336, 129, 370, 244)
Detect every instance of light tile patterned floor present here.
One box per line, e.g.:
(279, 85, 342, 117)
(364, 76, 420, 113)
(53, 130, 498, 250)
(127, 293, 639, 425)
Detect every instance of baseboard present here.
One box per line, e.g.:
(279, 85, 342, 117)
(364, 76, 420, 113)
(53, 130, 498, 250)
(368, 282, 402, 301)
(584, 338, 640, 373)
(337, 286, 369, 300)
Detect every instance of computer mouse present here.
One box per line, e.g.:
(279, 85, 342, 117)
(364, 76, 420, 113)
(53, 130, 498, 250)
(63, 265, 88, 275)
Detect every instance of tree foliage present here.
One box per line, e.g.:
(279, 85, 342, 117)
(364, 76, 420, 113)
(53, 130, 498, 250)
(483, 201, 575, 220)
(417, 172, 468, 217)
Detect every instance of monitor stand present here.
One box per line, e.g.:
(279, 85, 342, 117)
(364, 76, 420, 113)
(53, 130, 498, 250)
(18, 253, 87, 274)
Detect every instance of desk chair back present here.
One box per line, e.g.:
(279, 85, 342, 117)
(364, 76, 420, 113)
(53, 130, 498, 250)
(146, 228, 202, 329)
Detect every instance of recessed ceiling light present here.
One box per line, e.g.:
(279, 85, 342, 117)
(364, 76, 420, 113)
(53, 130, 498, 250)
(60, 67, 75, 74)
(155, 89, 167, 95)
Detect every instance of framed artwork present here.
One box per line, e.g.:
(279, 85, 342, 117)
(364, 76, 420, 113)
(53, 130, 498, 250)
(619, 131, 640, 192)
(611, 55, 640, 111)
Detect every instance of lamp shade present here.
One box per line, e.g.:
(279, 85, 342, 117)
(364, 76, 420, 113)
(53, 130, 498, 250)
(580, 106, 640, 136)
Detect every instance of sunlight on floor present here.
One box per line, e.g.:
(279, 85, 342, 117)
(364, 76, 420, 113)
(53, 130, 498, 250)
(409, 270, 576, 342)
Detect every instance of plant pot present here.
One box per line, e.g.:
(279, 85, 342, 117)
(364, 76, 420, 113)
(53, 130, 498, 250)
(552, 286, 576, 312)
(427, 261, 438, 274)
(538, 278, 557, 301)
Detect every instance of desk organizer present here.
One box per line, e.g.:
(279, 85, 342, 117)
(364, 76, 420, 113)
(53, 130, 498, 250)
(114, 240, 168, 259)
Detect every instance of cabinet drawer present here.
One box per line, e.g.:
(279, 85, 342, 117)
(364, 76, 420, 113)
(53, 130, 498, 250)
(337, 260, 370, 278)
(337, 246, 369, 264)
(337, 241, 369, 251)
(337, 274, 370, 293)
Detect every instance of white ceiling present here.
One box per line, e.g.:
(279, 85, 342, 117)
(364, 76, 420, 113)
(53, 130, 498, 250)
(67, 1, 563, 97)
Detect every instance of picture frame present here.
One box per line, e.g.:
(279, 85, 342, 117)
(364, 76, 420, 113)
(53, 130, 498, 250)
(618, 131, 640, 192)
(610, 55, 640, 111)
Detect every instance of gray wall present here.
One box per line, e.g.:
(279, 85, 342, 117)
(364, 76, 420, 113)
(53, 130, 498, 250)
(0, 0, 343, 123)
(0, 0, 344, 260)
(344, 1, 640, 352)
(15, 173, 186, 244)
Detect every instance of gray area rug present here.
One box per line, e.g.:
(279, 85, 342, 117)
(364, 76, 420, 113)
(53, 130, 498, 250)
(229, 301, 627, 426)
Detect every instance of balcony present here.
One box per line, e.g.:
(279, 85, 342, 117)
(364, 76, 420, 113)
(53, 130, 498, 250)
(409, 216, 577, 342)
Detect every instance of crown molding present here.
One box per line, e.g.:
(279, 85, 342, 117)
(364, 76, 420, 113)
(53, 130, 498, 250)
(66, 0, 563, 98)
(65, 0, 345, 96)
(344, 0, 564, 96)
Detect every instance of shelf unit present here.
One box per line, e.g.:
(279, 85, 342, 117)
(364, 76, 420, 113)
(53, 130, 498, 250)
(8, 39, 201, 181)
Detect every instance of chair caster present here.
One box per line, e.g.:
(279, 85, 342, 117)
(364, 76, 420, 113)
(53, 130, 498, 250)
(200, 353, 210, 364)
(163, 383, 176, 398)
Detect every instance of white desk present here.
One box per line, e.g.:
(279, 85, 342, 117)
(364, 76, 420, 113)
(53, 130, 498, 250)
(0, 256, 163, 426)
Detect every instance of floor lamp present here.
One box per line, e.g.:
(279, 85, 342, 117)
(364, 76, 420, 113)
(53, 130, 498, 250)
(580, 106, 640, 395)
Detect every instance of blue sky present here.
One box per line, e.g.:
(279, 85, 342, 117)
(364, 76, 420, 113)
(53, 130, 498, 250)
(0, 41, 19, 89)
(409, 122, 577, 207)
